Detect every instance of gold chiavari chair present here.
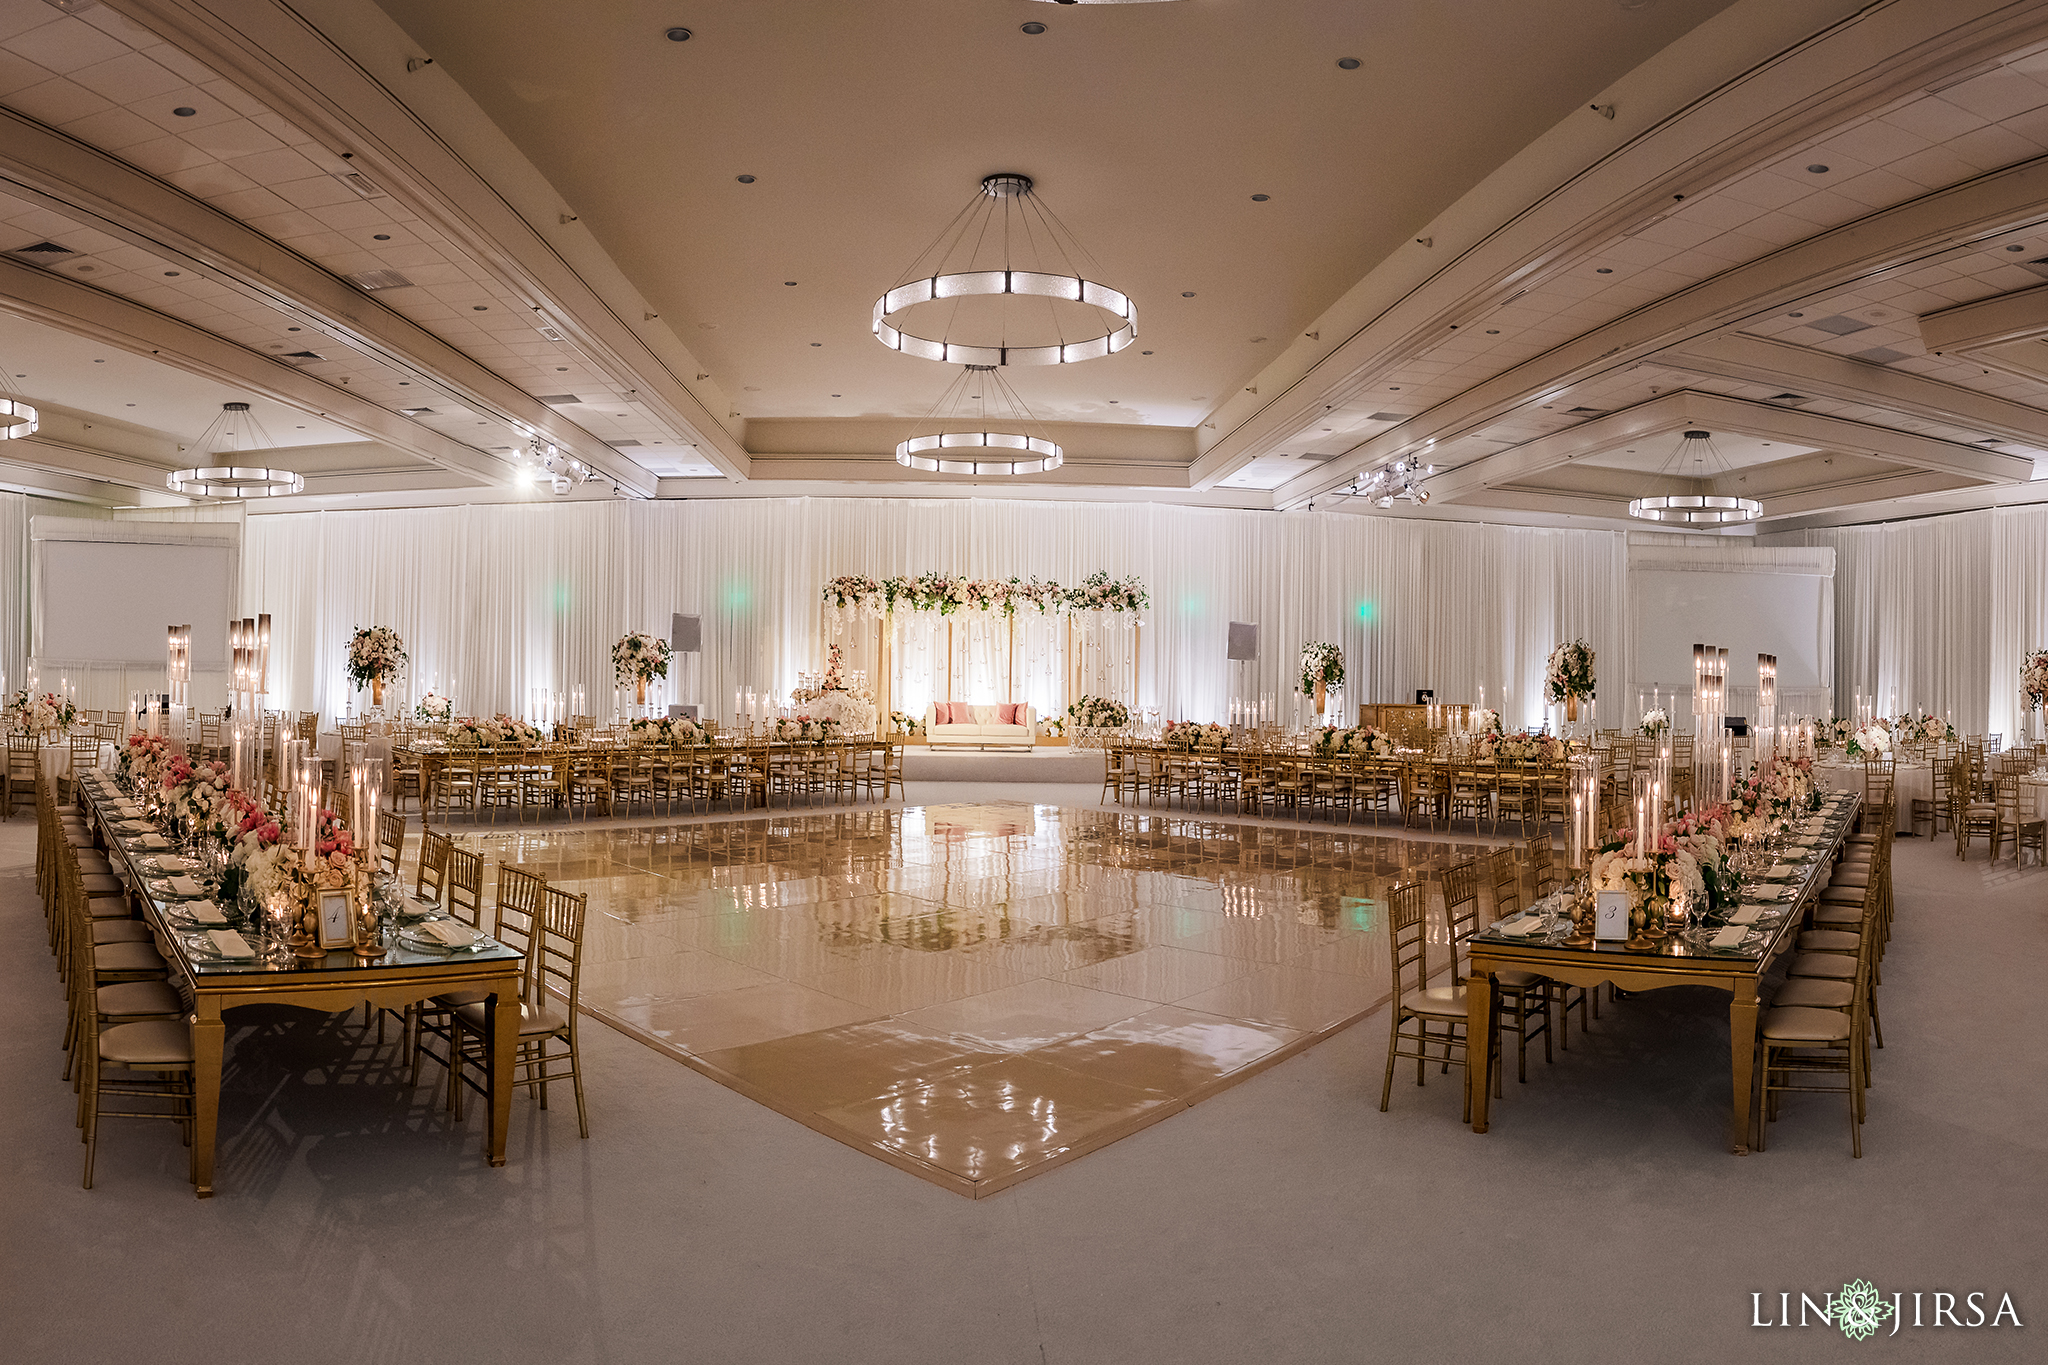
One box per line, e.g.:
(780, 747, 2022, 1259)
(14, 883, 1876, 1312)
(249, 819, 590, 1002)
(1458, 851, 1551, 1081)
(377, 808, 406, 877)
(435, 751, 478, 820)
(1953, 760, 1998, 859)
(879, 741, 905, 802)
(1403, 758, 1450, 829)
(1379, 880, 1486, 1120)
(1356, 759, 1401, 826)
(414, 829, 452, 907)
(65, 734, 100, 801)
(1758, 874, 1879, 1157)
(414, 861, 544, 1097)
(69, 870, 193, 1189)
(3, 733, 39, 820)
(451, 881, 591, 1138)
(1525, 833, 1560, 899)
(390, 745, 425, 813)
(1496, 762, 1542, 836)
(522, 744, 570, 819)
(1448, 762, 1490, 829)
(1488, 844, 1587, 1045)
(566, 748, 613, 819)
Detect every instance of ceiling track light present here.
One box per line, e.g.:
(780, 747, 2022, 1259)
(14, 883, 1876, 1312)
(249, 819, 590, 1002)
(1345, 457, 1434, 508)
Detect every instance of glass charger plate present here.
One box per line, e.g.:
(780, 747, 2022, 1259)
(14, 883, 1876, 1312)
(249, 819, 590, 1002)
(182, 931, 259, 962)
(395, 925, 489, 954)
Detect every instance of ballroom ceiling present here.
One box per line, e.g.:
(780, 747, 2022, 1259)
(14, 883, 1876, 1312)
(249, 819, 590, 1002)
(9, 0, 2048, 534)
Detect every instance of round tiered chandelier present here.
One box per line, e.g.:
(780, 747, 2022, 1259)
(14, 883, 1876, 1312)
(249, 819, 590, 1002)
(167, 402, 304, 499)
(1627, 429, 1760, 525)
(877, 172, 1132, 478)
(895, 366, 1063, 476)
(872, 173, 1136, 368)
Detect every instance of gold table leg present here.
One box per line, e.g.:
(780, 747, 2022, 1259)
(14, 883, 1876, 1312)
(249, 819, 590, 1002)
(191, 1002, 225, 1197)
(1729, 980, 1759, 1154)
(1466, 966, 1495, 1133)
(487, 975, 518, 1166)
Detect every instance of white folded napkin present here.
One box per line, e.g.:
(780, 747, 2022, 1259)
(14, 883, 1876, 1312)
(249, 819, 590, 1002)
(1751, 885, 1783, 900)
(137, 833, 169, 850)
(1729, 906, 1763, 925)
(155, 855, 194, 872)
(166, 875, 203, 898)
(415, 920, 475, 948)
(208, 929, 254, 959)
(184, 900, 226, 926)
(1710, 926, 1749, 949)
(115, 803, 141, 817)
(1497, 915, 1546, 937)
(1767, 863, 1797, 879)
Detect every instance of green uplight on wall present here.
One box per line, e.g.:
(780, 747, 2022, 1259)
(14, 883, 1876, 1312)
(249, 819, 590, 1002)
(551, 580, 573, 616)
(721, 576, 752, 612)
(1358, 600, 1376, 623)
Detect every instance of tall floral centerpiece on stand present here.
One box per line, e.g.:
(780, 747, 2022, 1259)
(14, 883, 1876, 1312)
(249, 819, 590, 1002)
(1639, 708, 1670, 738)
(346, 626, 407, 709)
(1300, 642, 1344, 718)
(2021, 648, 2048, 742)
(1545, 639, 1596, 723)
(612, 631, 672, 706)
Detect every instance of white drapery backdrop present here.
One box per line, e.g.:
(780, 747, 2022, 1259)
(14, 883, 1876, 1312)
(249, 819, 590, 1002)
(1779, 505, 2048, 740)
(233, 497, 1636, 730)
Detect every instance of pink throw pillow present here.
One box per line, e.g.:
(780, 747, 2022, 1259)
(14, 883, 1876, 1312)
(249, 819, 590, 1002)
(998, 703, 1024, 725)
(937, 703, 963, 726)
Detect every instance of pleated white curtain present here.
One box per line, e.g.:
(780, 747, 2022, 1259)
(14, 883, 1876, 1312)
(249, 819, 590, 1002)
(238, 498, 1637, 730)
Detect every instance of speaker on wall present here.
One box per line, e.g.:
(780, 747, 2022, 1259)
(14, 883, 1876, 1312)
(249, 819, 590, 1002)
(1226, 621, 1259, 662)
(672, 613, 702, 654)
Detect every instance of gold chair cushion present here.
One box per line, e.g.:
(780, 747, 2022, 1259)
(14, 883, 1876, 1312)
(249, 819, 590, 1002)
(453, 998, 568, 1038)
(80, 874, 124, 896)
(99, 1019, 194, 1067)
(1813, 904, 1863, 926)
(98, 980, 184, 1017)
(1773, 977, 1854, 1010)
(1829, 872, 1872, 888)
(431, 989, 490, 1008)
(1400, 985, 1469, 1020)
(93, 942, 166, 973)
(1796, 930, 1861, 953)
(1818, 886, 1865, 904)
(1760, 1005, 1852, 1043)
(1495, 969, 1547, 990)
(1786, 952, 1856, 980)
(91, 920, 152, 945)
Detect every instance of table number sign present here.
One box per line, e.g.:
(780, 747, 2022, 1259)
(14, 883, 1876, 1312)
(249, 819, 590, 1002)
(1594, 889, 1632, 941)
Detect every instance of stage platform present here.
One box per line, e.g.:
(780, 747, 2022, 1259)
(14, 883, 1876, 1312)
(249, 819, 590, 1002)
(901, 746, 1104, 783)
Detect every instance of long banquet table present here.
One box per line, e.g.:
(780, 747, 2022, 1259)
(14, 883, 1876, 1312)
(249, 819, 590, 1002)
(75, 770, 527, 1197)
(1462, 789, 1861, 1154)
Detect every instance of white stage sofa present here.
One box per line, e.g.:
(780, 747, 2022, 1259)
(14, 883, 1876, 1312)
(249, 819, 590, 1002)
(923, 702, 1036, 749)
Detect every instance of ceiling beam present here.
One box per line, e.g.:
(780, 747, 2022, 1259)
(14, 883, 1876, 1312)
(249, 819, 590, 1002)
(1273, 151, 2048, 511)
(0, 103, 653, 496)
(1656, 332, 2048, 449)
(1194, 0, 2048, 489)
(0, 253, 503, 483)
(111, 0, 749, 481)
(1426, 389, 2030, 504)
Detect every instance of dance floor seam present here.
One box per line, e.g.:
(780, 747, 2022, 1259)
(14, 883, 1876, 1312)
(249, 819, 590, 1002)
(471, 802, 1495, 1197)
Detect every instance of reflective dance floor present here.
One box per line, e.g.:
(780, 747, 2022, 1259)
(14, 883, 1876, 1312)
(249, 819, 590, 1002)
(465, 804, 1495, 1196)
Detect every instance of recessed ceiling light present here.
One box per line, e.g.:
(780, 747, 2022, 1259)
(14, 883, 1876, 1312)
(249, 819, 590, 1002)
(1486, 329, 1499, 334)
(736, 174, 755, 183)
(93, 359, 103, 364)
(1596, 267, 1613, 274)
(2008, 244, 2027, 252)
(125, 402, 134, 406)
(810, 341, 821, 346)
(1250, 194, 1270, 202)
(373, 233, 391, 241)
(1337, 57, 1361, 70)
(1021, 22, 1046, 34)
(473, 305, 488, 311)
(831, 393, 841, 397)
(1807, 164, 1829, 173)
(784, 280, 797, 286)
(172, 107, 196, 117)
(1181, 291, 1195, 298)
(287, 326, 300, 331)
(1250, 336, 1267, 343)
(665, 27, 691, 42)
(557, 367, 568, 371)
(163, 271, 179, 277)
(398, 381, 409, 385)
(1789, 312, 1804, 318)
(1109, 399, 1119, 404)
(1141, 350, 1153, 355)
